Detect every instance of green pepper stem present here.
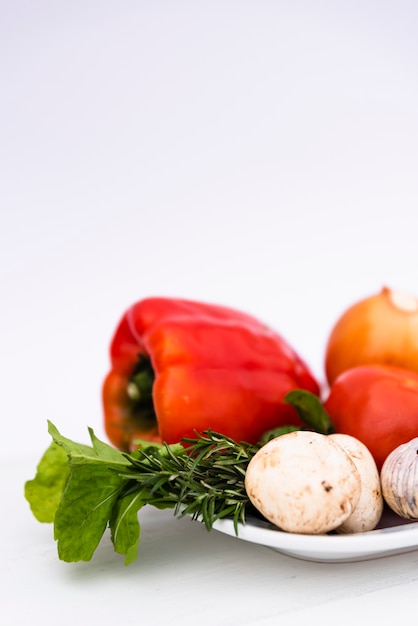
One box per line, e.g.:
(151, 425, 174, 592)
(127, 357, 155, 402)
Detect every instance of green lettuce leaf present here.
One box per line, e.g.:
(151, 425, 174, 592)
(110, 490, 146, 565)
(24, 442, 70, 523)
(47, 421, 133, 562)
(25, 423, 252, 565)
(54, 457, 126, 562)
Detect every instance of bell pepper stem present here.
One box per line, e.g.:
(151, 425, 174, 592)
(127, 356, 155, 402)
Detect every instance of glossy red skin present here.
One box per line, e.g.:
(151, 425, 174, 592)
(102, 297, 320, 450)
(324, 364, 418, 470)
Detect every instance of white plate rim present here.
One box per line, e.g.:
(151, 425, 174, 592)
(211, 513, 418, 562)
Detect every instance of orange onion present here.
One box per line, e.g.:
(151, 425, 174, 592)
(324, 286, 418, 386)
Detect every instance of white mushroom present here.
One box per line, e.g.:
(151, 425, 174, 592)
(329, 433, 384, 533)
(244, 430, 361, 534)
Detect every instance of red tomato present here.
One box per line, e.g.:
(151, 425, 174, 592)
(323, 364, 418, 471)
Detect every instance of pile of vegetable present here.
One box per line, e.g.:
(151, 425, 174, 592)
(25, 288, 418, 565)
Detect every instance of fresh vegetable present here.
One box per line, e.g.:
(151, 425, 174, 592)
(324, 364, 418, 471)
(25, 422, 258, 565)
(381, 438, 418, 519)
(244, 430, 362, 534)
(325, 286, 418, 385)
(102, 296, 320, 451)
(29, 281, 418, 565)
(24, 390, 335, 564)
(328, 433, 383, 533)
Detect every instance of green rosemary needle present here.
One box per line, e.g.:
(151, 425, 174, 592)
(121, 430, 259, 534)
(24, 390, 328, 564)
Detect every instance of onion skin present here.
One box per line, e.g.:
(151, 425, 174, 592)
(324, 286, 418, 386)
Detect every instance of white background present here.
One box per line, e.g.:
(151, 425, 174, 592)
(2, 2, 418, 623)
(3, 0, 418, 460)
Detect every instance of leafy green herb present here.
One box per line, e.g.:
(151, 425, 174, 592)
(284, 389, 335, 434)
(24, 390, 332, 565)
(25, 423, 257, 565)
(24, 442, 70, 523)
(257, 425, 302, 446)
(258, 390, 335, 444)
(109, 490, 145, 565)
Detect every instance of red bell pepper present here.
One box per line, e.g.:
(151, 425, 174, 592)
(102, 297, 320, 450)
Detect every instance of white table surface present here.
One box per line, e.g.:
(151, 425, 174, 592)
(5, 457, 418, 626)
(2, 1, 418, 623)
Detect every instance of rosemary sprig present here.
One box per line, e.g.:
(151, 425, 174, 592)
(24, 389, 331, 564)
(123, 431, 259, 534)
(25, 424, 260, 564)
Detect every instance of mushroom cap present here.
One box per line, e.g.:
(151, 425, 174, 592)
(329, 433, 384, 533)
(245, 430, 361, 534)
